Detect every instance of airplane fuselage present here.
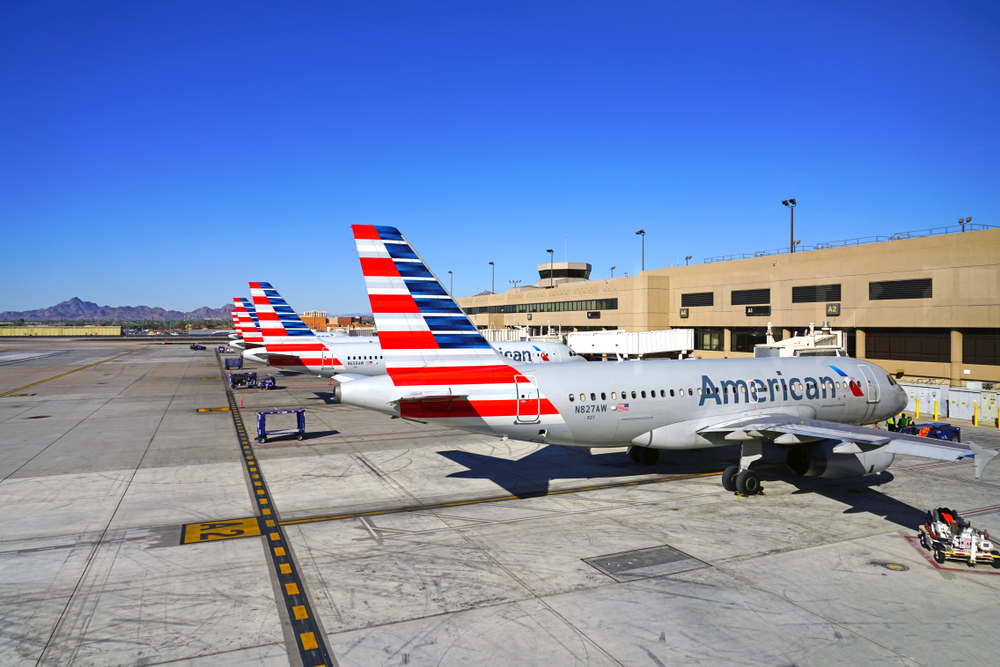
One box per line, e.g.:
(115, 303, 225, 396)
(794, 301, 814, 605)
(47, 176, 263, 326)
(337, 356, 907, 450)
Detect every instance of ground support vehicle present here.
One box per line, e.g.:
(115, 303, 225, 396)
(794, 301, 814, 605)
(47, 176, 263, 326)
(258, 377, 275, 390)
(217, 346, 226, 353)
(918, 507, 1000, 568)
(189, 344, 206, 350)
(229, 372, 257, 390)
(900, 422, 960, 442)
(255, 408, 305, 443)
(224, 357, 243, 370)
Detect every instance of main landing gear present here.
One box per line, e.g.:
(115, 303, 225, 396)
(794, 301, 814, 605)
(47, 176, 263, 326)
(722, 440, 763, 496)
(628, 446, 659, 465)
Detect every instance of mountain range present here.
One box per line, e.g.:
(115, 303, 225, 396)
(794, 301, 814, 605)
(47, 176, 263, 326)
(0, 298, 232, 322)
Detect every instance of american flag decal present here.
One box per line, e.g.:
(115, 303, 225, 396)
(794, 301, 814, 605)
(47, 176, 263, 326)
(617, 403, 629, 412)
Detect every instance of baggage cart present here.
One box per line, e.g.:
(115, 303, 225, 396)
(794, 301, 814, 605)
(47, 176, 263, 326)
(255, 408, 305, 443)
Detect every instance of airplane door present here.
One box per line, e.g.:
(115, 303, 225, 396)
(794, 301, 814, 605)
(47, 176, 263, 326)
(515, 374, 540, 423)
(858, 365, 881, 422)
(858, 365, 880, 404)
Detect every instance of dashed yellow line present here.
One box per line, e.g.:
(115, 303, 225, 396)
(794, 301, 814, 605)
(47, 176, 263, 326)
(0, 349, 141, 397)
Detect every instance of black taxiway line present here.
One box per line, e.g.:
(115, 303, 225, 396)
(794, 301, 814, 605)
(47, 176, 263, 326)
(217, 351, 335, 667)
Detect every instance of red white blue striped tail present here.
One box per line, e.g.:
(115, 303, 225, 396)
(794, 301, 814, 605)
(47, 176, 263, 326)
(232, 297, 264, 347)
(249, 282, 318, 345)
(352, 225, 507, 374)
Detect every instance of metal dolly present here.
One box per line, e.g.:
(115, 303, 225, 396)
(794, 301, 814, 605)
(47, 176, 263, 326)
(255, 408, 305, 443)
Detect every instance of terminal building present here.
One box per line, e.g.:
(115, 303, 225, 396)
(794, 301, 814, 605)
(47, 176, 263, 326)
(458, 226, 1000, 386)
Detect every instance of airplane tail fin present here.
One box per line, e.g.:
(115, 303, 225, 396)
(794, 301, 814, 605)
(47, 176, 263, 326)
(351, 225, 506, 373)
(233, 297, 264, 346)
(249, 282, 319, 345)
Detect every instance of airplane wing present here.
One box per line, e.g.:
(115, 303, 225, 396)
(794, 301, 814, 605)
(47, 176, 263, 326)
(698, 416, 998, 479)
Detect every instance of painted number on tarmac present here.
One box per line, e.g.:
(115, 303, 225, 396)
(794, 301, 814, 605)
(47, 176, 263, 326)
(182, 517, 260, 544)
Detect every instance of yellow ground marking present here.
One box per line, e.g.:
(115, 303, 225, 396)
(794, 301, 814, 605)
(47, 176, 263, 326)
(196, 407, 230, 412)
(262, 508, 271, 515)
(250, 467, 257, 472)
(286, 583, 300, 595)
(274, 547, 286, 556)
(257, 490, 265, 495)
(269, 532, 280, 540)
(259, 499, 268, 504)
(201, 377, 223, 380)
(253, 474, 259, 479)
(292, 605, 308, 620)
(182, 517, 260, 544)
(255, 481, 262, 486)
(280, 563, 292, 574)
(300, 633, 318, 650)
(0, 349, 141, 397)
(280, 472, 724, 527)
(266, 520, 275, 527)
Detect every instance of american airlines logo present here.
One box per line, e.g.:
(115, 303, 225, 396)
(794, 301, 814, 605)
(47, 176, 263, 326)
(698, 366, 859, 407)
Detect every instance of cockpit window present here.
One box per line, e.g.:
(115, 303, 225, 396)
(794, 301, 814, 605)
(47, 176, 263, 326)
(887, 374, 897, 386)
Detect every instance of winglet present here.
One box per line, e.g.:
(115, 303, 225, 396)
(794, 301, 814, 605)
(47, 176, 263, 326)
(966, 441, 998, 479)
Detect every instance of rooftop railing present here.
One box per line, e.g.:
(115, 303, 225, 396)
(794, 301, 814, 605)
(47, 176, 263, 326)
(704, 223, 996, 264)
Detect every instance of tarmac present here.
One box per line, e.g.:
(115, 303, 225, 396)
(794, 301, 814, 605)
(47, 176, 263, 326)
(2, 338, 999, 667)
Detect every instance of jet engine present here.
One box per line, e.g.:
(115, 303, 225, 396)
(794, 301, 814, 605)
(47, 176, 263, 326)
(786, 440, 894, 479)
(333, 374, 400, 416)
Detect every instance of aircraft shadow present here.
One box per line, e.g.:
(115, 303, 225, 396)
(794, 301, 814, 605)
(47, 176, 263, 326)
(440, 443, 925, 530)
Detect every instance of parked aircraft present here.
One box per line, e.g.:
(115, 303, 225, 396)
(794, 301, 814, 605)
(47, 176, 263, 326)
(228, 298, 264, 350)
(240, 282, 583, 379)
(335, 225, 996, 495)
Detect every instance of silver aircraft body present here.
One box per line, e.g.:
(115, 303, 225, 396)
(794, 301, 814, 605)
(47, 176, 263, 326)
(335, 224, 996, 495)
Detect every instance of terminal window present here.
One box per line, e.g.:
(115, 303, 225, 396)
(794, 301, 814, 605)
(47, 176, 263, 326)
(731, 288, 770, 305)
(681, 292, 714, 308)
(865, 328, 950, 363)
(792, 284, 841, 303)
(963, 331, 1000, 366)
(731, 327, 770, 353)
(869, 278, 932, 301)
(694, 328, 723, 351)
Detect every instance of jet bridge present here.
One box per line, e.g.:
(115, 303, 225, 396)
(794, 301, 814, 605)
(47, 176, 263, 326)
(754, 322, 847, 358)
(566, 329, 694, 359)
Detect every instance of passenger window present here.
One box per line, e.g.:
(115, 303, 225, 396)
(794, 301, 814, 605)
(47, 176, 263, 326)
(631, 391, 637, 399)
(569, 394, 575, 402)
(660, 390, 665, 397)
(641, 391, 646, 398)
(579, 393, 585, 401)
(611, 392, 617, 400)
(679, 389, 684, 396)
(689, 388, 693, 395)
(601, 392, 606, 400)
(698, 388, 702, 395)
(670, 389, 675, 397)
(591, 393, 596, 401)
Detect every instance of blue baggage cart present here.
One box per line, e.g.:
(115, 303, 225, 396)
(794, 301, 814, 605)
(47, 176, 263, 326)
(225, 357, 243, 370)
(255, 409, 305, 443)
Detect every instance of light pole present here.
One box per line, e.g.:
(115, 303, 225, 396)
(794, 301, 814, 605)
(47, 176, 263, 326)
(488, 261, 495, 293)
(685, 255, 692, 266)
(635, 229, 645, 271)
(782, 198, 797, 253)
(610, 266, 616, 278)
(509, 279, 521, 290)
(960, 216, 971, 232)
(546, 249, 554, 288)
(448, 270, 453, 295)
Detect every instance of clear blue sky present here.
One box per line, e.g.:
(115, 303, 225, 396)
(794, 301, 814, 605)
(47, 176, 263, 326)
(2, 1, 997, 315)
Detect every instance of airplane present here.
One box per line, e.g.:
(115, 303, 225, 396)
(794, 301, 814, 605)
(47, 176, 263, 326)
(334, 225, 997, 496)
(241, 282, 585, 380)
(228, 298, 265, 350)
